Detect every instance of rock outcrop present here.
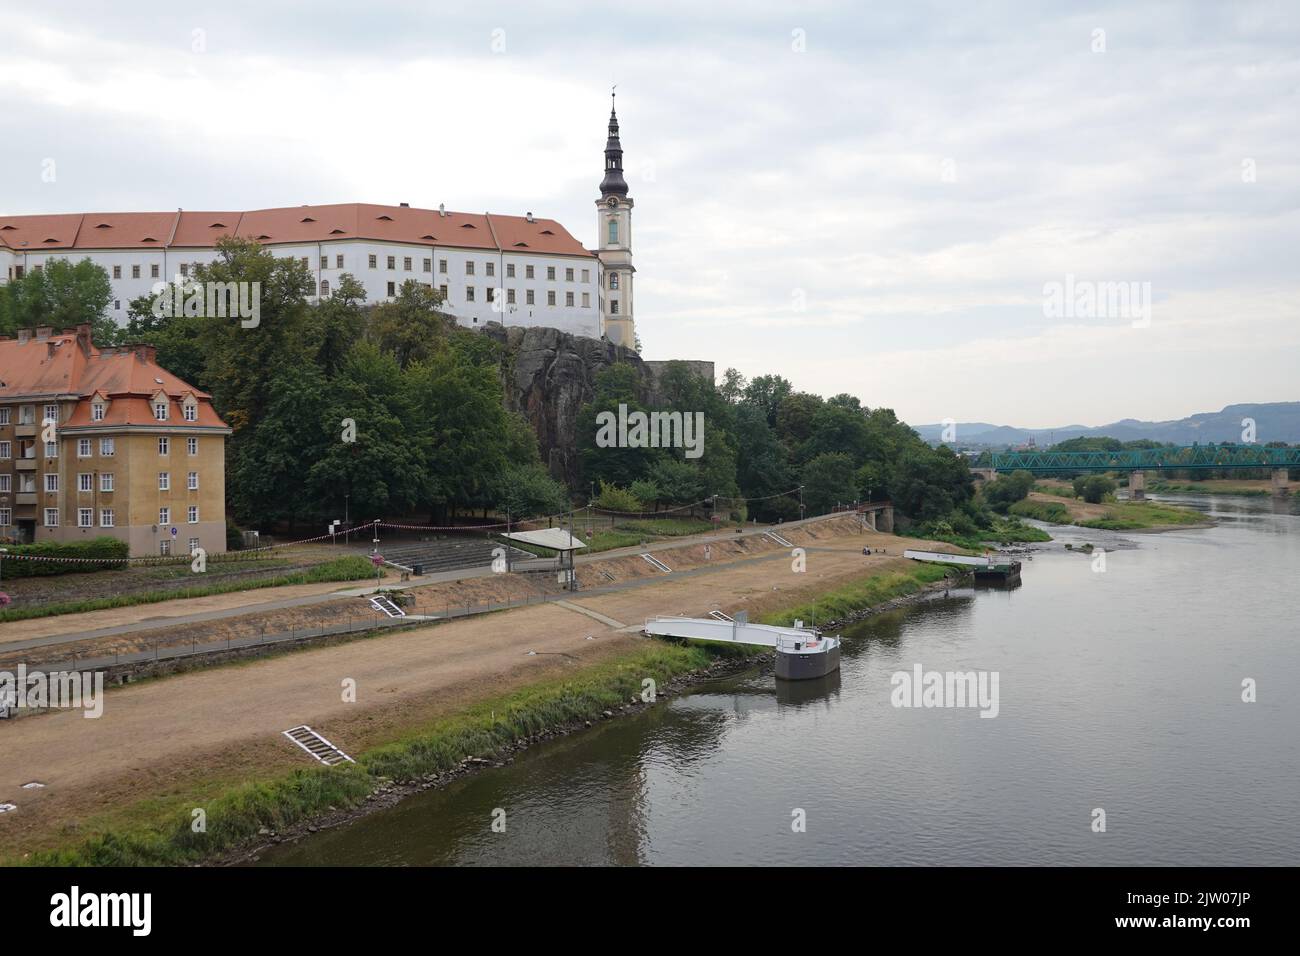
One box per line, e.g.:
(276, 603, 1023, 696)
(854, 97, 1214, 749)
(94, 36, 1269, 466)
(480, 323, 717, 487)
(481, 322, 648, 486)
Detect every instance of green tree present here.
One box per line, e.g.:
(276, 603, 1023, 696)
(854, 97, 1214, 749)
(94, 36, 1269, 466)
(983, 470, 1036, 511)
(1074, 474, 1117, 503)
(366, 280, 454, 369)
(496, 463, 571, 520)
(0, 258, 116, 342)
(801, 452, 858, 515)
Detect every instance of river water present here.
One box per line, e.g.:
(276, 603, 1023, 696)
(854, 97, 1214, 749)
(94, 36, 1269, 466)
(262, 494, 1299, 866)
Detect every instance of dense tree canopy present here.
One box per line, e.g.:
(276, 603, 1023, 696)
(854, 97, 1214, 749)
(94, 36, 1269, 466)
(6, 248, 989, 535)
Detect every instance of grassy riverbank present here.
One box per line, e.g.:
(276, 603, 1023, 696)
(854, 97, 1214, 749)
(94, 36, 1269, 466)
(9, 551, 949, 867)
(1149, 480, 1271, 497)
(1009, 491, 1207, 531)
(0, 556, 378, 624)
(14, 642, 713, 866)
(1076, 500, 1209, 530)
(761, 563, 954, 628)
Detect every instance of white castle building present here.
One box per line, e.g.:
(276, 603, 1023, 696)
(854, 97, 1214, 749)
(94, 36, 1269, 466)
(1, 102, 637, 349)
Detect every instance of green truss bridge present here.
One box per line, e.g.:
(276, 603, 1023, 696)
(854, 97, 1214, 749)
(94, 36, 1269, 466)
(980, 444, 1298, 498)
(989, 445, 1300, 474)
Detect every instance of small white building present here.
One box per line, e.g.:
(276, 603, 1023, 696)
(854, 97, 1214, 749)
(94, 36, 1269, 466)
(1, 105, 638, 348)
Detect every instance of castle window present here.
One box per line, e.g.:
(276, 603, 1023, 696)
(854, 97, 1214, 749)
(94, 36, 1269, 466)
(566, 291, 574, 307)
(387, 256, 396, 270)
(547, 266, 556, 281)
(320, 280, 330, 297)
(466, 261, 475, 276)
(486, 261, 495, 277)
(507, 289, 516, 304)
(525, 265, 535, 279)
(547, 291, 556, 306)
(526, 290, 535, 305)
(337, 255, 345, 269)
(565, 268, 574, 282)
(369, 255, 378, 268)
(582, 292, 590, 308)
(404, 257, 412, 271)
(506, 263, 515, 278)
(466, 286, 476, 302)
(611, 300, 620, 314)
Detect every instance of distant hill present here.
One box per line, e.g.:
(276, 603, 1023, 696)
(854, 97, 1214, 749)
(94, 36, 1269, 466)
(910, 402, 1300, 447)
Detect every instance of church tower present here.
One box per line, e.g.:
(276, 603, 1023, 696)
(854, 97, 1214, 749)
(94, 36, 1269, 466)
(596, 93, 636, 349)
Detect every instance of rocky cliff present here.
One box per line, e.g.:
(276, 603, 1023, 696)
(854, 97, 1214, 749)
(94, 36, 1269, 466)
(480, 322, 715, 487)
(481, 322, 647, 486)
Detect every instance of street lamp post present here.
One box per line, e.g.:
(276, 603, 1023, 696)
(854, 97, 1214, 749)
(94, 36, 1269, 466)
(799, 485, 805, 521)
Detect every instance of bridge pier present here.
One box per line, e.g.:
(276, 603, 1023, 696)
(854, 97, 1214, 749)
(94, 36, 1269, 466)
(1272, 467, 1292, 496)
(972, 468, 997, 483)
(1129, 470, 1146, 500)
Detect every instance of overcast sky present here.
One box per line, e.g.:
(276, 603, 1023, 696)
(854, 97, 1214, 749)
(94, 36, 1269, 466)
(3, 1, 1297, 427)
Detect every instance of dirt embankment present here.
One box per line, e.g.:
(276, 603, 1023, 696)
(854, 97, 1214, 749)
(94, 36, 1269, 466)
(0, 515, 928, 860)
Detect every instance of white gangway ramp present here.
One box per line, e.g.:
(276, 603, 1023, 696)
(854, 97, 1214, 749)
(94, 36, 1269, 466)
(283, 725, 355, 766)
(644, 615, 818, 649)
(903, 549, 991, 568)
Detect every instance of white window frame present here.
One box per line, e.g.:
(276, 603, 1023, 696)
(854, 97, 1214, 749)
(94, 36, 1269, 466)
(101, 473, 114, 492)
(100, 509, 114, 528)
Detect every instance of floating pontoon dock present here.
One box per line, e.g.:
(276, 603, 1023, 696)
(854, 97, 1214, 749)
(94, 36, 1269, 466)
(902, 549, 1022, 584)
(644, 615, 841, 680)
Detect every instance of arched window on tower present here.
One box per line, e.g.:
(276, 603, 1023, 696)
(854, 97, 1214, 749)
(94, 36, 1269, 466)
(608, 219, 618, 244)
(609, 272, 619, 290)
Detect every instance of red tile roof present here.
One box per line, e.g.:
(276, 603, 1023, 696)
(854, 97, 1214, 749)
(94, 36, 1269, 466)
(0, 326, 228, 431)
(0, 204, 593, 257)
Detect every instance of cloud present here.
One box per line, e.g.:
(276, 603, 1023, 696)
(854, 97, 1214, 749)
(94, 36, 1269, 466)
(2, 1, 1297, 425)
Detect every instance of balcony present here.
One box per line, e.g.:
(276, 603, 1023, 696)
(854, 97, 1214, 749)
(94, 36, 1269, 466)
(15, 493, 36, 506)
(14, 423, 37, 438)
(15, 458, 35, 471)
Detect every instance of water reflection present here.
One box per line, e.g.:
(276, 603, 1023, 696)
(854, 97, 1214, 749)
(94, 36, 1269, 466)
(261, 494, 1299, 867)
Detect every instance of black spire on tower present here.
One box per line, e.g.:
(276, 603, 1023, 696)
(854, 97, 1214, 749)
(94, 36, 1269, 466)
(599, 90, 629, 198)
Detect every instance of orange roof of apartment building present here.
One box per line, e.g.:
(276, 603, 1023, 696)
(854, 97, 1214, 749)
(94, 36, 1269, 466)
(0, 204, 593, 258)
(0, 325, 228, 430)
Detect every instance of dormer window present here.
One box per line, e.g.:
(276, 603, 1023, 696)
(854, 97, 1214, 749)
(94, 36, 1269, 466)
(376, 215, 394, 221)
(92, 402, 105, 422)
(154, 401, 169, 421)
(209, 222, 227, 228)
(184, 403, 198, 422)
(301, 216, 316, 223)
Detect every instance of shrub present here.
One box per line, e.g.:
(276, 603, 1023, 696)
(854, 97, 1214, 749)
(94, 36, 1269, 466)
(1, 536, 129, 578)
(592, 480, 643, 514)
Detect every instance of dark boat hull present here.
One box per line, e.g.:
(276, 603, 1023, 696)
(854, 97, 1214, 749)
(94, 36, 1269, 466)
(776, 644, 841, 680)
